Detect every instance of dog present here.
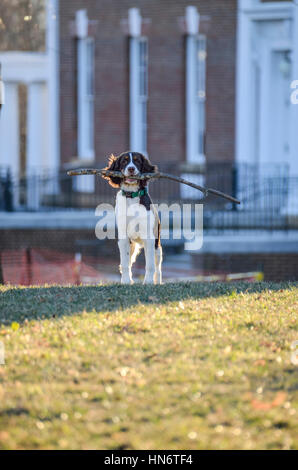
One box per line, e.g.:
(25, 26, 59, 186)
(103, 151, 162, 285)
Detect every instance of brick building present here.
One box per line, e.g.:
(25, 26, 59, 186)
(1, 0, 297, 185)
(1, 1, 298, 282)
(59, 0, 237, 168)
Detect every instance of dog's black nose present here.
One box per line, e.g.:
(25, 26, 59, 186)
(128, 167, 135, 174)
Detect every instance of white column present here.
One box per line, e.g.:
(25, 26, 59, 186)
(77, 37, 88, 159)
(129, 8, 142, 151)
(128, 7, 142, 37)
(75, 10, 95, 192)
(27, 82, 46, 172)
(290, 1, 298, 177)
(27, 82, 46, 209)
(129, 36, 139, 151)
(47, 0, 60, 172)
(0, 82, 19, 175)
(235, 0, 253, 164)
(185, 6, 203, 164)
(186, 34, 197, 163)
(76, 9, 93, 160)
(287, 0, 298, 216)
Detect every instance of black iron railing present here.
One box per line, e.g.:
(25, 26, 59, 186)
(0, 163, 297, 230)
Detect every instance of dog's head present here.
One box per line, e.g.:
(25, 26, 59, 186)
(103, 152, 157, 188)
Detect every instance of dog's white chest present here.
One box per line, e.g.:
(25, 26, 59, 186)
(115, 191, 154, 241)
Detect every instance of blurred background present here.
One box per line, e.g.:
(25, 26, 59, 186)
(0, 0, 297, 285)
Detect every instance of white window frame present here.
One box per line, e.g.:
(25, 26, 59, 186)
(129, 36, 148, 155)
(77, 36, 95, 161)
(186, 33, 207, 164)
(75, 9, 95, 193)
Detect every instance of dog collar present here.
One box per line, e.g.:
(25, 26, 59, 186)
(122, 188, 147, 199)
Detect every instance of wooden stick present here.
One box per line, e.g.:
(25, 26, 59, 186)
(67, 168, 241, 204)
(67, 169, 153, 179)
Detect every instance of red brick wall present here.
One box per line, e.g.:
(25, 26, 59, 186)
(0, 229, 118, 256)
(192, 253, 298, 282)
(1, 229, 297, 282)
(59, 0, 237, 167)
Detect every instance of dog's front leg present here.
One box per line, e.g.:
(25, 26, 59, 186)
(118, 238, 133, 284)
(143, 239, 155, 284)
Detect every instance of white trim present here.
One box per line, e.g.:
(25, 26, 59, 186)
(236, 0, 295, 166)
(0, 0, 60, 175)
(186, 25, 206, 165)
(0, 82, 4, 106)
(26, 82, 48, 173)
(0, 73, 5, 106)
(75, 9, 95, 192)
(290, 0, 298, 177)
(0, 53, 49, 177)
(185, 6, 200, 35)
(236, 1, 251, 163)
(236, 0, 298, 215)
(129, 33, 148, 154)
(0, 52, 48, 83)
(76, 9, 88, 39)
(76, 10, 95, 161)
(47, 0, 60, 172)
(240, 0, 293, 19)
(128, 8, 142, 37)
(0, 83, 19, 174)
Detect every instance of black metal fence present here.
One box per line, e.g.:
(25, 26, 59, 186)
(1, 162, 297, 230)
(0, 167, 13, 212)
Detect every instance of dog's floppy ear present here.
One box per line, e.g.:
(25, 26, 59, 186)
(102, 154, 122, 188)
(141, 155, 158, 174)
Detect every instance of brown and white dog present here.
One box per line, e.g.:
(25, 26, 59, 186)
(103, 151, 162, 285)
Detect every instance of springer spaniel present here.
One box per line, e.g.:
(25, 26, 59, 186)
(103, 151, 162, 285)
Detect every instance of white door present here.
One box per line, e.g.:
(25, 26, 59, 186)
(254, 20, 292, 169)
(268, 50, 291, 165)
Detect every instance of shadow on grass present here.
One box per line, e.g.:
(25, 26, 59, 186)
(0, 281, 296, 325)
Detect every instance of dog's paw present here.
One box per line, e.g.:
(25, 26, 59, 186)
(121, 277, 134, 285)
(143, 277, 155, 285)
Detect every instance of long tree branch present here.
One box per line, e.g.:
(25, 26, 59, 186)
(67, 169, 240, 205)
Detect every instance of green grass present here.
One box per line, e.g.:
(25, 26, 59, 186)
(0, 282, 297, 450)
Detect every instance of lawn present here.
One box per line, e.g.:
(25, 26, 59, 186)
(0, 282, 297, 450)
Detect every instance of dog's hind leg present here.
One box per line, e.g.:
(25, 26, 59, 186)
(154, 245, 163, 284)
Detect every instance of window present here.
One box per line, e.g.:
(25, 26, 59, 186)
(186, 34, 207, 163)
(77, 36, 95, 160)
(130, 37, 148, 154)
